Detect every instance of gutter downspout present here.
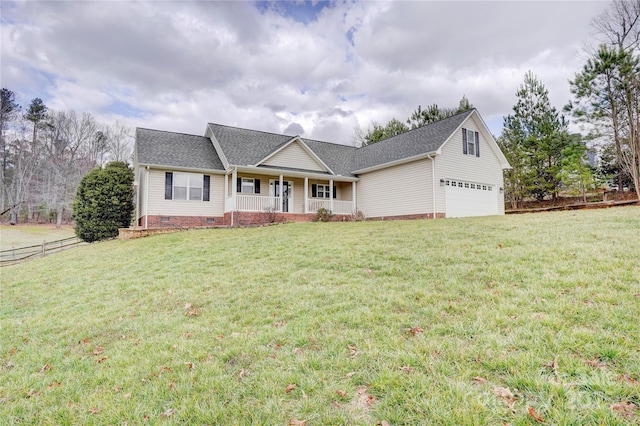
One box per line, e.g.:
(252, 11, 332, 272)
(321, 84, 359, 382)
(427, 154, 436, 219)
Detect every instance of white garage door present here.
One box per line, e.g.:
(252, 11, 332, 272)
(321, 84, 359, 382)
(445, 179, 498, 218)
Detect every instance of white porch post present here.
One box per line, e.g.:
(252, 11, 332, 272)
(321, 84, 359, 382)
(231, 169, 237, 211)
(144, 167, 149, 229)
(352, 181, 357, 213)
(279, 174, 283, 212)
(304, 177, 308, 214)
(224, 172, 229, 211)
(329, 179, 334, 212)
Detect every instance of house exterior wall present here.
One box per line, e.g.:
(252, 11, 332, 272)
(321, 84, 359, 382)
(435, 115, 506, 215)
(356, 158, 433, 218)
(262, 142, 326, 172)
(146, 169, 225, 217)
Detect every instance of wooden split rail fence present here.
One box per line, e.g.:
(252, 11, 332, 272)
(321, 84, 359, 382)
(0, 236, 85, 266)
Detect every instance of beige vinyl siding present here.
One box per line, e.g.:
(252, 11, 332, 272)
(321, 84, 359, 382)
(262, 142, 327, 172)
(147, 169, 224, 216)
(357, 158, 433, 218)
(435, 115, 505, 215)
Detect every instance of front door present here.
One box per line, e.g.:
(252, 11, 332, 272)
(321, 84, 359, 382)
(270, 180, 293, 212)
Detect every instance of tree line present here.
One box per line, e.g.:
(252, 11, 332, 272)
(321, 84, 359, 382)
(0, 92, 133, 226)
(357, 0, 640, 208)
(501, 0, 639, 208)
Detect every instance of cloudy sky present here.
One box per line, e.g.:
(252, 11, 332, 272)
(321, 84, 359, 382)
(1, 0, 609, 145)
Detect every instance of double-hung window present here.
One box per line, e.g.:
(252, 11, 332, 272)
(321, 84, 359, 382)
(165, 172, 210, 201)
(462, 128, 480, 157)
(241, 178, 255, 194)
(311, 184, 336, 199)
(317, 184, 330, 198)
(236, 177, 260, 194)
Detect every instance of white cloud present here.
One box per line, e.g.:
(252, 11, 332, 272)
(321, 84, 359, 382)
(0, 0, 610, 140)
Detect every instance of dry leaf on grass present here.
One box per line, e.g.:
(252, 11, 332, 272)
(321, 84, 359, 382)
(399, 366, 414, 374)
(89, 407, 100, 414)
(407, 326, 423, 336)
(336, 390, 347, 398)
(38, 364, 52, 374)
(184, 361, 195, 370)
(347, 344, 359, 357)
(528, 407, 544, 423)
(543, 357, 558, 372)
(288, 418, 306, 426)
(96, 357, 108, 363)
(584, 358, 606, 368)
(611, 402, 637, 417)
(27, 389, 42, 398)
(93, 346, 104, 356)
(492, 386, 516, 408)
(350, 385, 375, 411)
(159, 366, 172, 375)
(184, 303, 201, 316)
(159, 408, 176, 417)
(471, 376, 487, 385)
(285, 383, 297, 394)
(46, 381, 61, 390)
(617, 374, 638, 384)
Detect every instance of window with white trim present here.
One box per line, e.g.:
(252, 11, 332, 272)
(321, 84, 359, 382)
(241, 178, 255, 194)
(462, 128, 480, 157)
(173, 172, 203, 201)
(316, 184, 330, 198)
(311, 183, 336, 199)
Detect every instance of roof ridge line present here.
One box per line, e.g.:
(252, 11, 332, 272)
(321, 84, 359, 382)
(136, 127, 204, 138)
(208, 122, 357, 149)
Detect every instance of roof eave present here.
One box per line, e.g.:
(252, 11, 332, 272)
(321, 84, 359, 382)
(352, 151, 438, 174)
(235, 165, 358, 181)
(137, 163, 227, 174)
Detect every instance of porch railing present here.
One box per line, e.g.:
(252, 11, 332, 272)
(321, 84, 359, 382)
(307, 199, 354, 215)
(226, 195, 281, 212)
(225, 195, 355, 215)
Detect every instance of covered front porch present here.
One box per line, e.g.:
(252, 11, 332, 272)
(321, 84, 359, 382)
(223, 169, 357, 216)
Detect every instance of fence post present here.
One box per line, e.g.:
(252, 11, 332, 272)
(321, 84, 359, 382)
(42, 240, 46, 257)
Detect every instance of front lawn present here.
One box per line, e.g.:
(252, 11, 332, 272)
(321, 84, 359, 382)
(2, 207, 639, 425)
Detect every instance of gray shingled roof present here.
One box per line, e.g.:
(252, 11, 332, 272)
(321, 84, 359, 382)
(208, 124, 359, 177)
(136, 109, 476, 176)
(352, 109, 474, 171)
(136, 128, 224, 171)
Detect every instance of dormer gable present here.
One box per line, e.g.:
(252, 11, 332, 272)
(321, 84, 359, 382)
(256, 137, 334, 173)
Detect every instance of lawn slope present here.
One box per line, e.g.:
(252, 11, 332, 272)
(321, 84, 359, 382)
(2, 207, 639, 425)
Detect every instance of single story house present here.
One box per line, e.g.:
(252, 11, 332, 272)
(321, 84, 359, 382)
(134, 108, 510, 227)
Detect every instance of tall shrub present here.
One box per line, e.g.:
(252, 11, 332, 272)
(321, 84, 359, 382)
(72, 161, 134, 242)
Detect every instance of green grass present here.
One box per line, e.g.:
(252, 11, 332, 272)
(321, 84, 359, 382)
(0, 225, 76, 250)
(2, 207, 639, 425)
